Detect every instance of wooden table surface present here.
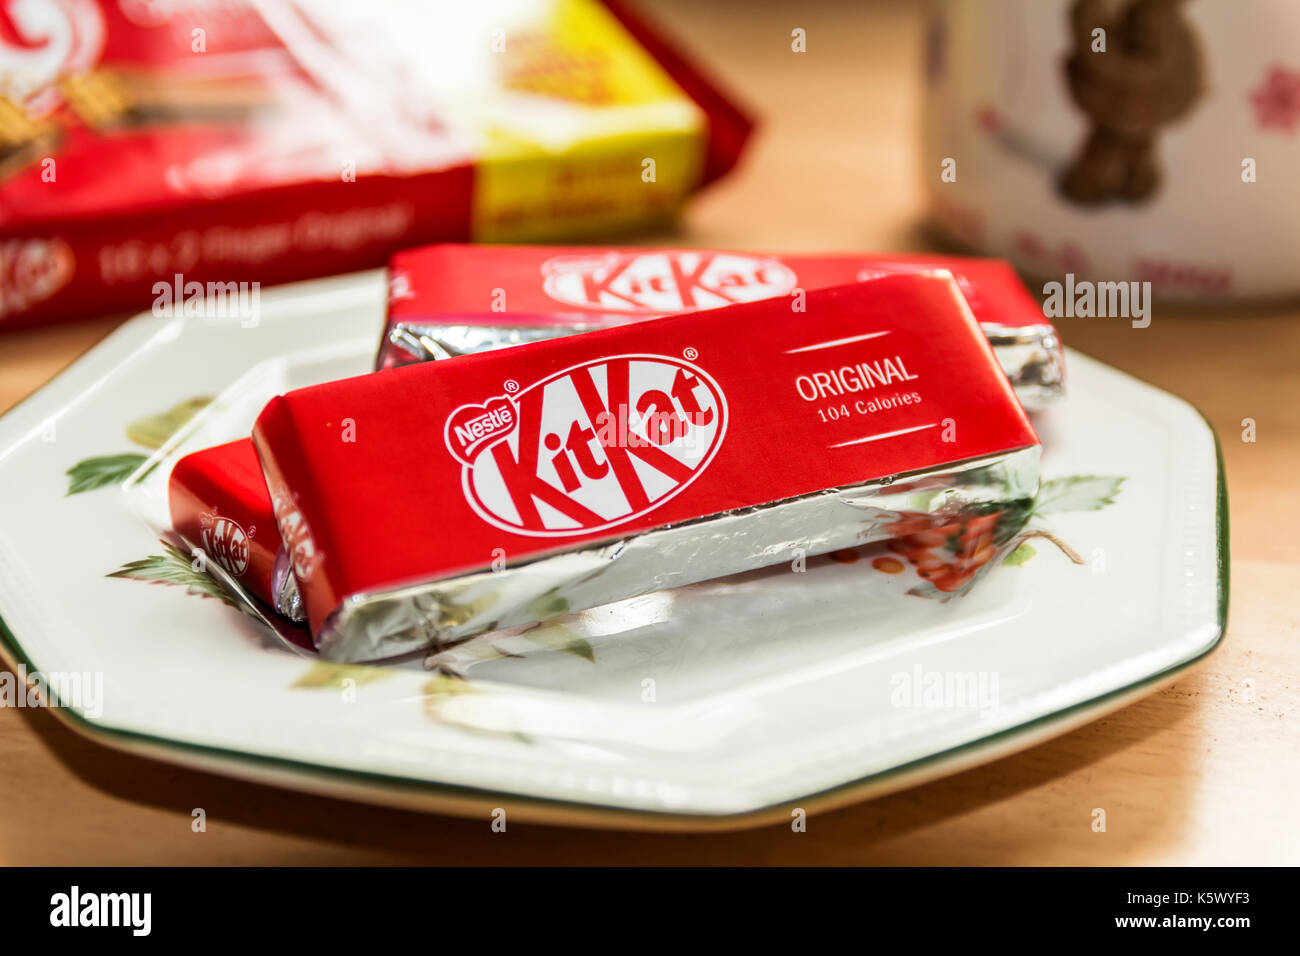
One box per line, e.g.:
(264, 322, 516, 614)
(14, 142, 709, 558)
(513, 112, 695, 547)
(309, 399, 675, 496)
(1, 0, 1296, 865)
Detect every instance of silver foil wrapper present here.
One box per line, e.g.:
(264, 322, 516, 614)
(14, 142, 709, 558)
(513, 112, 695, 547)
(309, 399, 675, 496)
(317, 447, 1041, 663)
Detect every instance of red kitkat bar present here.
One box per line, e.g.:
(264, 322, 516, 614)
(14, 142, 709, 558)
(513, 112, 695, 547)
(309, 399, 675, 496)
(387, 245, 1041, 331)
(168, 439, 300, 621)
(381, 245, 1065, 408)
(254, 273, 1040, 661)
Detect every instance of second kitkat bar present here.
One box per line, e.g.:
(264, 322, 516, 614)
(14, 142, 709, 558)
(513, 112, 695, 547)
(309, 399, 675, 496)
(380, 244, 1064, 409)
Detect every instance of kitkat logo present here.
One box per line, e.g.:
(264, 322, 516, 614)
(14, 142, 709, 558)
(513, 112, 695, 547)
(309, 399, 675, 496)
(0, 238, 74, 320)
(541, 251, 797, 315)
(0, 0, 104, 112)
(270, 490, 320, 582)
(448, 355, 728, 537)
(198, 512, 250, 577)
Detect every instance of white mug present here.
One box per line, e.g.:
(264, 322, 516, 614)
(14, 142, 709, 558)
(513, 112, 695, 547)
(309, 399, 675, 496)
(923, 0, 1300, 299)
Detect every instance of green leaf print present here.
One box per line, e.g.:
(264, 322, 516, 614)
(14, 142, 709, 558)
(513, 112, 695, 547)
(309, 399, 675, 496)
(521, 623, 595, 662)
(292, 661, 395, 690)
(1033, 475, 1125, 515)
(1002, 542, 1038, 566)
(107, 539, 240, 609)
(65, 453, 148, 495)
(125, 397, 213, 450)
(65, 396, 213, 495)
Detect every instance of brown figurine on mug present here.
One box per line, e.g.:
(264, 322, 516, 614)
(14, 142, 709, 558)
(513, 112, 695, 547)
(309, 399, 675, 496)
(1059, 0, 1206, 204)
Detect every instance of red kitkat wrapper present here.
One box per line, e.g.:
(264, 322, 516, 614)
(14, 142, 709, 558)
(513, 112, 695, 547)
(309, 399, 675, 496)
(254, 273, 1041, 662)
(381, 245, 1064, 408)
(168, 439, 300, 621)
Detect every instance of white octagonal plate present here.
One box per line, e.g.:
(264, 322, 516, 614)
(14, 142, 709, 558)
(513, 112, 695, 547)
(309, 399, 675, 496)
(0, 271, 1227, 829)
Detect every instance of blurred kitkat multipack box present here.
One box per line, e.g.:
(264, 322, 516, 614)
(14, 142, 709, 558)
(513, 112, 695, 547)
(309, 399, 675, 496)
(0, 0, 751, 329)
